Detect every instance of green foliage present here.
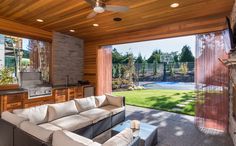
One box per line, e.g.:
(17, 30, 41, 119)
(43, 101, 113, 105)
(147, 50, 162, 63)
(0, 67, 15, 85)
(153, 60, 158, 76)
(179, 45, 194, 62)
(123, 53, 136, 86)
(135, 53, 143, 63)
(112, 48, 125, 64)
(141, 59, 147, 77)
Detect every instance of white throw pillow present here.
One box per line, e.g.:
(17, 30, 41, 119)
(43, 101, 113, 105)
(48, 100, 78, 122)
(1, 111, 28, 127)
(52, 130, 98, 146)
(20, 121, 54, 142)
(13, 105, 48, 124)
(74, 96, 96, 112)
(105, 94, 124, 107)
(95, 95, 109, 107)
(103, 128, 133, 146)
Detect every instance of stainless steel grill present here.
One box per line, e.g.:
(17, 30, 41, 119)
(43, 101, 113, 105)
(20, 72, 52, 99)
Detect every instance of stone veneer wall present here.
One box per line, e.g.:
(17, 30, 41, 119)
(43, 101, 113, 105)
(229, 1, 236, 145)
(52, 32, 84, 85)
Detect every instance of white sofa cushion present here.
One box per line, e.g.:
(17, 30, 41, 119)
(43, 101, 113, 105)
(52, 130, 101, 146)
(20, 121, 54, 142)
(95, 95, 108, 107)
(103, 128, 133, 146)
(1, 111, 28, 127)
(79, 108, 111, 123)
(74, 96, 96, 112)
(50, 115, 92, 131)
(105, 94, 124, 107)
(100, 105, 125, 115)
(13, 105, 48, 124)
(48, 100, 78, 122)
(39, 123, 62, 131)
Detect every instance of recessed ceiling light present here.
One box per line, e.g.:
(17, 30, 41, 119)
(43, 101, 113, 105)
(93, 23, 99, 27)
(113, 17, 122, 22)
(170, 3, 179, 8)
(36, 19, 44, 22)
(70, 29, 75, 32)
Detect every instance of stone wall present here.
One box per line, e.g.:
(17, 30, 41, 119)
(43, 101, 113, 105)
(52, 32, 83, 85)
(229, 1, 236, 145)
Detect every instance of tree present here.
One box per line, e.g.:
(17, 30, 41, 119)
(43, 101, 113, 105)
(147, 50, 162, 63)
(141, 58, 147, 77)
(135, 53, 143, 64)
(179, 45, 194, 62)
(112, 48, 124, 64)
(124, 53, 135, 86)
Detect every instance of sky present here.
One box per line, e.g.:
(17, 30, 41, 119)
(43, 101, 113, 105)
(112, 35, 196, 58)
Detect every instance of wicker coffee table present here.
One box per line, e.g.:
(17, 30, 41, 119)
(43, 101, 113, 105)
(112, 120, 158, 146)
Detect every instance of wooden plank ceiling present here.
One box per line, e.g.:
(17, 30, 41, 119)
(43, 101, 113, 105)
(0, 0, 234, 41)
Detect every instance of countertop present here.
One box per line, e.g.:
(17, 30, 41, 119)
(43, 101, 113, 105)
(0, 84, 92, 95)
(0, 88, 28, 95)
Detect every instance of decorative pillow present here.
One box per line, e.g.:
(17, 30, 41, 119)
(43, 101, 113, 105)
(74, 96, 96, 112)
(52, 130, 99, 146)
(20, 121, 54, 142)
(1, 111, 28, 127)
(13, 105, 48, 124)
(103, 128, 133, 146)
(95, 95, 109, 107)
(105, 94, 124, 107)
(48, 100, 78, 122)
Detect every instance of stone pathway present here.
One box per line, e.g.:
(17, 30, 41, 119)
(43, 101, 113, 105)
(125, 105, 234, 146)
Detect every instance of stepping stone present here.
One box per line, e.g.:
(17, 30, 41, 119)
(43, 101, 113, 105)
(172, 108, 182, 111)
(176, 104, 185, 107)
(186, 99, 194, 102)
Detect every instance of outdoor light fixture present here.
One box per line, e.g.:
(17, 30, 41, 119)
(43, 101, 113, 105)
(170, 3, 179, 8)
(36, 19, 44, 22)
(93, 1, 105, 13)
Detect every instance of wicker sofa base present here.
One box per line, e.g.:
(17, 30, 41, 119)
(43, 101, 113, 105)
(0, 110, 125, 146)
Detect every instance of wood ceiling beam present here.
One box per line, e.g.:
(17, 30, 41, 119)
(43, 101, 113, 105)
(0, 18, 52, 41)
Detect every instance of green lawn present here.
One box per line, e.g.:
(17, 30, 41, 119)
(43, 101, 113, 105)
(113, 89, 196, 116)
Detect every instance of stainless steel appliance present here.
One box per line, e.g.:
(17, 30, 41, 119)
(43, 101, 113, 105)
(20, 72, 52, 99)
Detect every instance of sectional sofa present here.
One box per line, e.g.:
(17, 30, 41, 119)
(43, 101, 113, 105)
(0, 94, 139, 146)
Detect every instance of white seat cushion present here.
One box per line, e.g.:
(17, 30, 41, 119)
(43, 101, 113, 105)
(105, 94, 124, 107)
(1, 111, 28, 127)
(100, 105, 125, 115)
(39, 123, 62, 131)
(79, 108, 111, 123)
(103, 128, 133, 146)
(13, 105, 48, 124)
(20, 121, 54, 142)
(48, 100, 78, 122)
(95, 95, 108, 107)
(74, 96, 96, 112)
(50, 115, 92, 131)
(52, 130, 101, 146)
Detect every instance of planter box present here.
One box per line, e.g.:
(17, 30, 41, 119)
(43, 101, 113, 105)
(0, 84, 19, 91)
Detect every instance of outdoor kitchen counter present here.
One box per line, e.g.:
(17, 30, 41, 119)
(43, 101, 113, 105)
(52, 84, 92, 90)
(52, 84, 79, 90)
(0, 88, 27, 95)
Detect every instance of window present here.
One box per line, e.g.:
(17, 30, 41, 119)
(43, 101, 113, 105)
(0, 34, 51, 85)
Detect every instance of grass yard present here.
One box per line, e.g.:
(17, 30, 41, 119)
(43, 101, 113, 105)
(113, 89, 196, 116)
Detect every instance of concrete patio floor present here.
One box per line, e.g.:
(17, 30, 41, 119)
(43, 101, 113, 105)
(125, 105, 234, 146)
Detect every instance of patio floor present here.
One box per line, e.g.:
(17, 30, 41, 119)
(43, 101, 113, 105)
(125, 105, 234, 146)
